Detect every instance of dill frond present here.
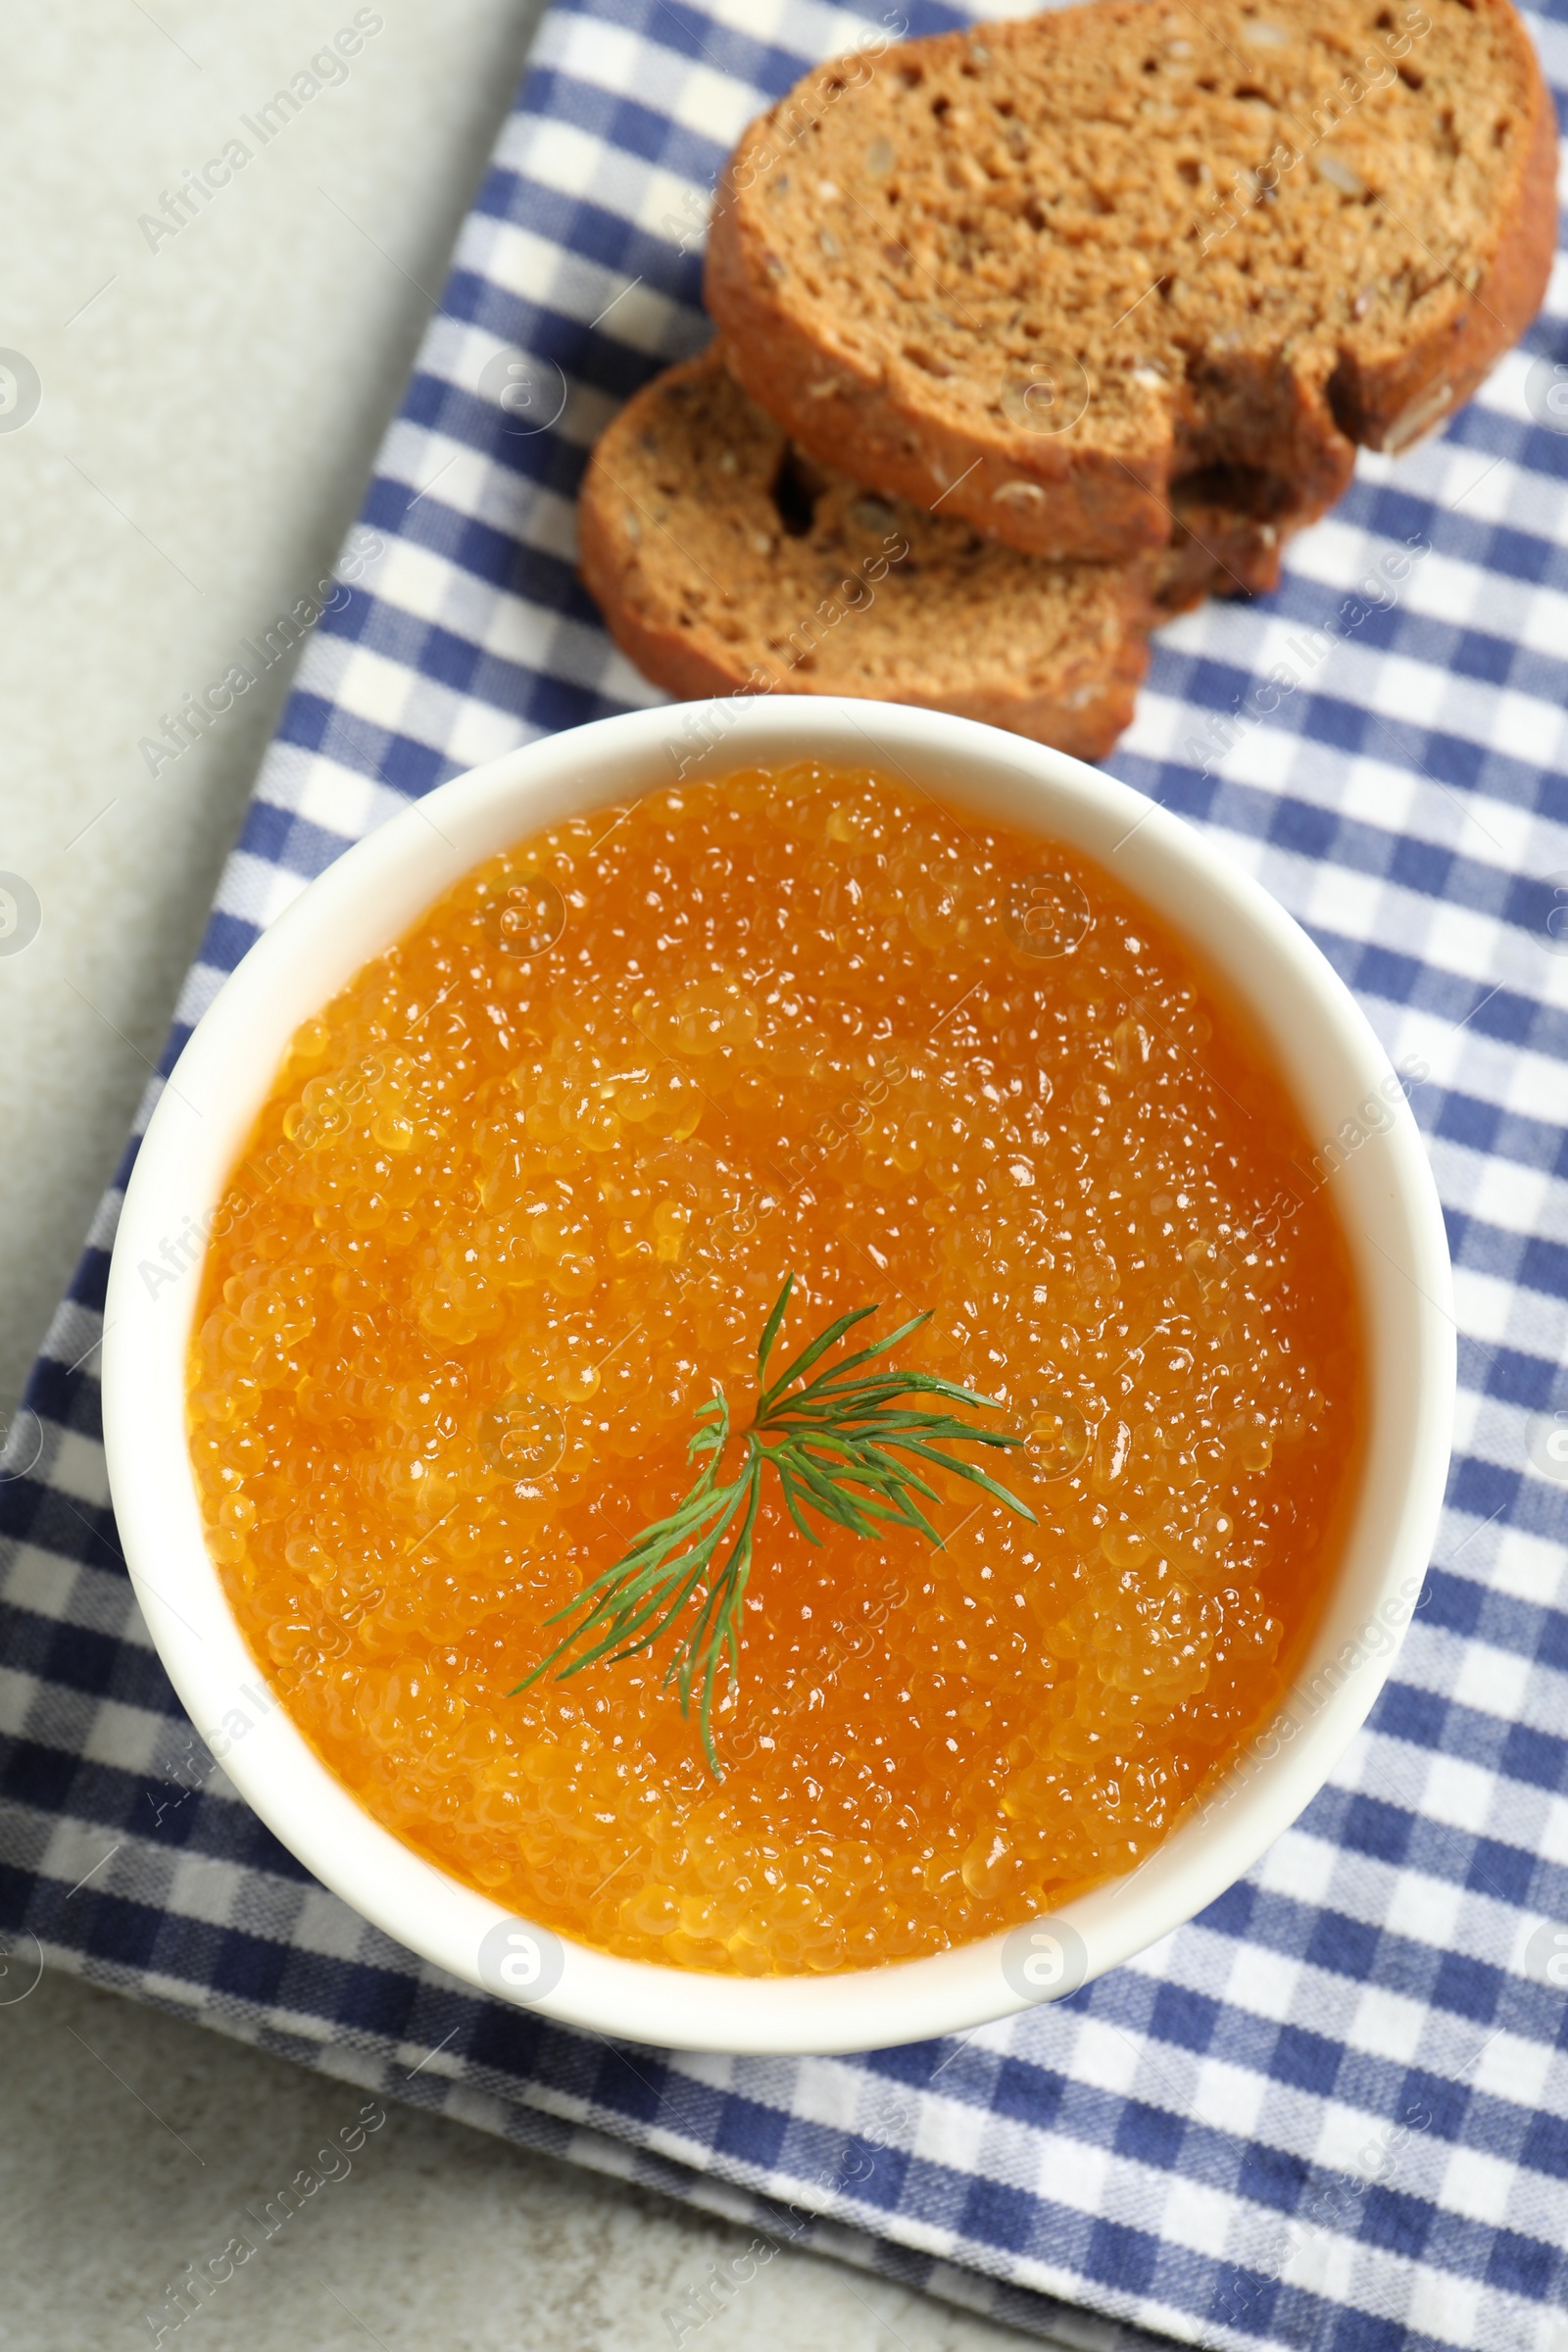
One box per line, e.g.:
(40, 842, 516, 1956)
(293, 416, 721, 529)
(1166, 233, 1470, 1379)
(515, 1274, 1036, 1778)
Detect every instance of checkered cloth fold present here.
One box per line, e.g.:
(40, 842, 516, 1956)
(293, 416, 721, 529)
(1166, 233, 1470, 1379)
(5, 3, 1568, 2345)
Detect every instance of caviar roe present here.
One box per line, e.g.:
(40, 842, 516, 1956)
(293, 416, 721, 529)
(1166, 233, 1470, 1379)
(187, 763, 1363, 1977)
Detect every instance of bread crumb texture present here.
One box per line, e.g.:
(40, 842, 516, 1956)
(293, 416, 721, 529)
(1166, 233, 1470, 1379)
(708, 0, 1555, 557)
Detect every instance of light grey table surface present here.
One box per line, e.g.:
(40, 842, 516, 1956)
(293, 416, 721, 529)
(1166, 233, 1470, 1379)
(0, 8, 1057, 2347)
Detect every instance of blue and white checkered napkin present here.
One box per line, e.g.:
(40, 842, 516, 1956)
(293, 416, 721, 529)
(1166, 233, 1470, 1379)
(5, 2, 1568, 2343)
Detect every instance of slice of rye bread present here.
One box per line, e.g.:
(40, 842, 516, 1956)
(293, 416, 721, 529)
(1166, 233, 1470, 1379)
(705, 0, 1556, 563)
(578, 347, 1166, 762)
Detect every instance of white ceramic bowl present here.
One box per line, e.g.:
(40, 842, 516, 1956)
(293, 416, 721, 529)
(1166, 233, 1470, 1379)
(103, 698, 1453, 2055)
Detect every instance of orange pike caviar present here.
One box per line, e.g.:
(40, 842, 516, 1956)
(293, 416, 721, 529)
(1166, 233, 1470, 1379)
(188, 763, 1363, 1977)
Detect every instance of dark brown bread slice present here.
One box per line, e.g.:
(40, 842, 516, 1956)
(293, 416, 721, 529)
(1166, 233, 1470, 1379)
(707, 0, 1556, 563)
(578, 347, 1161, 761)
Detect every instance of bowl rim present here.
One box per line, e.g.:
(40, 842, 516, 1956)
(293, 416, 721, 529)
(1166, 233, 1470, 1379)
(102, 696, 1454, 2055)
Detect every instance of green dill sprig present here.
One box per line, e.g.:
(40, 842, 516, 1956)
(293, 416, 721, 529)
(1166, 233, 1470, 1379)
(514, 1273, 1037, 1778)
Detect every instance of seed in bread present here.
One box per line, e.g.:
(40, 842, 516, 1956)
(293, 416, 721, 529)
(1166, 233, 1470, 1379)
(578, 347, 1160, 762)
(706, 0, 1556, 562)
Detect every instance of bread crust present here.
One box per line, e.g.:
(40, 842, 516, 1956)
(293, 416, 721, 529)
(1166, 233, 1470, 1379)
(707, 0, 1556, 561)
(1332, 61, 1559, 451)
(577, 351, 1156, 763)
(706, 223, 1174, 556)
